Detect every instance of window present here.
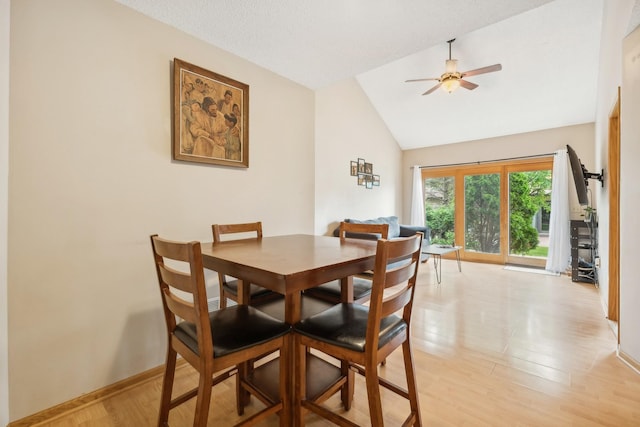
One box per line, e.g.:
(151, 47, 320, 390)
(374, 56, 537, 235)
(422, 157, 553, 265)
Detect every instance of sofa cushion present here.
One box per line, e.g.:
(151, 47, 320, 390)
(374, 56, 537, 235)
(346, 216, 400, 238)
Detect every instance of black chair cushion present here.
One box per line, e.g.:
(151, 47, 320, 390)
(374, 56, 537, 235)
(307, 277, 373, 301)
(175, 305, 290, 358)
(223, 279, 275, 298)
(253, 295, 334, 322)
(294, 303, 406, 353)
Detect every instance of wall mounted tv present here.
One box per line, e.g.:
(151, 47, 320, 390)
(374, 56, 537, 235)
(566, 144, 604, 206)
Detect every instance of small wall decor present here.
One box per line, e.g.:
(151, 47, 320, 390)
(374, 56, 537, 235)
(350, 158, 379, 189)
(173, 58, 249, 168)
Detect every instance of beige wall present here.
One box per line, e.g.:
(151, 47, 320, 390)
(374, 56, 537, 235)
(315, 78, 403, 235)
(621, 24, 640, 367)
(8, 0, 315, 420)
(593, 0, 640, 369)
(1, 0, 9, 423)
(593, 0, 635, 330)
(7, 1, 404, 420)
(402, 123, 596, 223)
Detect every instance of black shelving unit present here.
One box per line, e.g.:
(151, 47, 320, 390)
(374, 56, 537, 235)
(570, 217, 598, 285)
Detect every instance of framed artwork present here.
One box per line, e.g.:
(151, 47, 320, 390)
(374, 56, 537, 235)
(173, 58, 249, 168)
(350, 161, 358, 176)
(366, 178, 373, 189)
(351, 157, 379, 189)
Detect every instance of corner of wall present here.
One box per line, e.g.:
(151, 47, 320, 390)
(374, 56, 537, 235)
(1, 0, 10, 423)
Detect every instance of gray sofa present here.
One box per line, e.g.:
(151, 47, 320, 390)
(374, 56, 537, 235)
(332, 216, 431, 262)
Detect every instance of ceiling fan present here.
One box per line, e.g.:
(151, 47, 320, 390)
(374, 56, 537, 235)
(405, 39, 502, 95)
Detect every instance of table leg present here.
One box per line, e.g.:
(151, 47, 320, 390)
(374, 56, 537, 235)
(237, 279, 249, 305)
(340, 276, 354, 302)
(433, 254, 442, 284)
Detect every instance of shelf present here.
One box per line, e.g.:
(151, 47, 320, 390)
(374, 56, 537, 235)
(248, 352, 344, 403)
(570, 219, 597, 285)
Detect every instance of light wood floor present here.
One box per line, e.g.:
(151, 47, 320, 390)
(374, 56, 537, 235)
(27, 261, 640, 426)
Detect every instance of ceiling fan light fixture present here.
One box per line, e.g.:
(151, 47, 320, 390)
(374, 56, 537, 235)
(445, 59, 457, 73)
(441, 77, 460, 93)
(405, 38, 502, 96)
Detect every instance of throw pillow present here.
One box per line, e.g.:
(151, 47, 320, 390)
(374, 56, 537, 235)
(346, 216, 400, 238)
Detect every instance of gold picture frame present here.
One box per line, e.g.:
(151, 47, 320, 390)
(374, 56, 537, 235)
(173, 58, 249, 168)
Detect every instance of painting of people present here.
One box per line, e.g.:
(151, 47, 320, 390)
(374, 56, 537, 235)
(173, 58, 249, 168)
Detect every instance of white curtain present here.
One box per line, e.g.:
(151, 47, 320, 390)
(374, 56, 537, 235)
(410, 166, 425, 226)
(546, 149, 571, 273)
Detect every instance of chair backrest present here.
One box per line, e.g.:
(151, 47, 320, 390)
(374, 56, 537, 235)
(338, 221, 389, 241)
(366, 232, 423, 351)
(150, 235, 214, 362)
(212, 221, 263, 243)
(211, 222, 262, 287)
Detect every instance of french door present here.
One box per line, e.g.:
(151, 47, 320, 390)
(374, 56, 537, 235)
(422, 157, 553, 264)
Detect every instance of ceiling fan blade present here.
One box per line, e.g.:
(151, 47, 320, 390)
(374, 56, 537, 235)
(461, 64, 502, 78)
(405, 77, 440, 83)
(459, 79, 478, 90)
(422, 83, 442, 95)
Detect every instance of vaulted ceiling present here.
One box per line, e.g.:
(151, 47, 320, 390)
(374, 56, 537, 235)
(116, 0, 639, 149)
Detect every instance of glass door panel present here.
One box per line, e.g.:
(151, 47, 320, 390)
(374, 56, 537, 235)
(464, 174, 501, 254)
(424, 176, 455, 245)
(507, 169, 552, 267)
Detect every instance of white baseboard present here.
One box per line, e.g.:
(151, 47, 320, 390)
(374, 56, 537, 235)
(618, 348, 640, 375)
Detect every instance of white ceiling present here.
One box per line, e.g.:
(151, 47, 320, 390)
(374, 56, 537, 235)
(115, 0, 626, 149)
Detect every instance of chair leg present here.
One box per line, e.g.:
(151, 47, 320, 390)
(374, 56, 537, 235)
(402, 340, 422, 427)
(365, 359, 384, 426)
(219, 292, 227, 309)
(193, 370, 213, 427)
(340, 359, 354, 410)
(157, 348, 177, 427)
(294, 335, 306, 426)
(279, 338, 291, 427)
(236, 361, 251, 416)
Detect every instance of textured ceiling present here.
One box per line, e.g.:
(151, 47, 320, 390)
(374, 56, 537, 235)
(114, 0, 631, 149)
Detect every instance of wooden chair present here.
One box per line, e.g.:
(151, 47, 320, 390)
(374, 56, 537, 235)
(212, 222, 281, 308)
(150, 234, 290, 426)
(304, 221, 389, 304)
(294, 233, 423, 426)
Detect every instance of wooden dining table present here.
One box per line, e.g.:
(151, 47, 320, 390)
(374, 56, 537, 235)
(200, 234, 378, 425)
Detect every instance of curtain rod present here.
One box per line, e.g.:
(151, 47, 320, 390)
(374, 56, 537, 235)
(418, 152, 556, 169)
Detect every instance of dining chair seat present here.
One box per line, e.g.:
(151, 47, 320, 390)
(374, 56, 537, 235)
(306, 277, 374, 303)
(295, 303, 406, 352)
(222, 279, 277, 299)
(175, 305, 290, 358)
(251, 294, 335, 323)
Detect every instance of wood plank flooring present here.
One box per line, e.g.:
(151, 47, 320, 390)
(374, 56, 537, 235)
(23, 261, 640, 426)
